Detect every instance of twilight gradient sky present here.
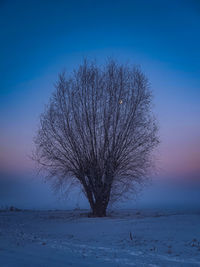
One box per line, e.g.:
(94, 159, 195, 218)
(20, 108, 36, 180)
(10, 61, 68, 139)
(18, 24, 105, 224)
(0, 0, 200, 179)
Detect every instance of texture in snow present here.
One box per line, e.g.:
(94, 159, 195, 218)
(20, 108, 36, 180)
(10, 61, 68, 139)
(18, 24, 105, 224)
(0, 209, 200, 266)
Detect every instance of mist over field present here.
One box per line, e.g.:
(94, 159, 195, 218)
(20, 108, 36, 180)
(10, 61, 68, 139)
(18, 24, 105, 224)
(1, 172, 199, 211)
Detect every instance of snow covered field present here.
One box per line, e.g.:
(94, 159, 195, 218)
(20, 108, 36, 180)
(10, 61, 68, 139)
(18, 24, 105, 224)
(0, 209, 200, 266)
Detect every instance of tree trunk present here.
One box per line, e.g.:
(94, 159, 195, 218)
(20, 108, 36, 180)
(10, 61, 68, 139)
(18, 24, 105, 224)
(82, 175, 112, 217)
(91, 200, 108, 217)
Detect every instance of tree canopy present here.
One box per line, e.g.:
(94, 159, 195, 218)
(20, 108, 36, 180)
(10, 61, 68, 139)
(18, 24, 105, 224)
(34, 60, 159, 216)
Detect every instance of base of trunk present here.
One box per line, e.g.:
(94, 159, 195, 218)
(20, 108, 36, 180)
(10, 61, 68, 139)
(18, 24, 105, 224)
(88, 211, 106, 217)
(88, 206, 107, 217)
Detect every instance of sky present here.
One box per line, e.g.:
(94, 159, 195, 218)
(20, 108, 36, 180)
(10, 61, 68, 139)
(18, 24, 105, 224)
(0, 0, 200, 208)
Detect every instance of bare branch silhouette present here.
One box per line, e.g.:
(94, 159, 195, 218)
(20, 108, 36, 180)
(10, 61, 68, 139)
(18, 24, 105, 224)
(34, 59, 159, 217)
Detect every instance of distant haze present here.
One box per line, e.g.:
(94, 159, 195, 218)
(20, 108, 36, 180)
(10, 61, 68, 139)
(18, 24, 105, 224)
(0, 172, 199, 211)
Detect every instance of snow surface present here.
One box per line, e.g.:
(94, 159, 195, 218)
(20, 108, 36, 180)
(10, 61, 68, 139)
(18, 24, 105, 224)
(0, 209, 200, 266)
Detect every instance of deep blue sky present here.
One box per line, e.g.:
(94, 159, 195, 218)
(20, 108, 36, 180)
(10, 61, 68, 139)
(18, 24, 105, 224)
(1, 0, 200, 88)
(0, 0, 200, 176)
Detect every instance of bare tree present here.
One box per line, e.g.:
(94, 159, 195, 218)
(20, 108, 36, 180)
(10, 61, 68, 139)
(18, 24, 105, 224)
(34, 59, 159, 217)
